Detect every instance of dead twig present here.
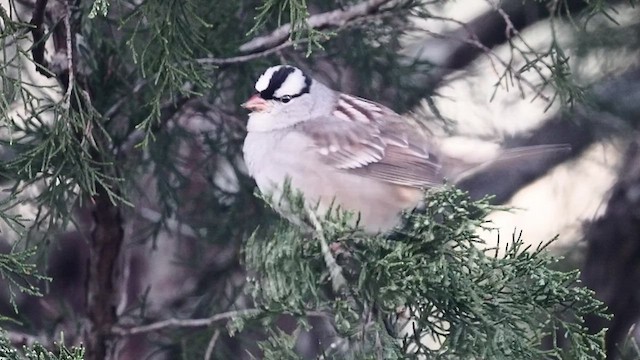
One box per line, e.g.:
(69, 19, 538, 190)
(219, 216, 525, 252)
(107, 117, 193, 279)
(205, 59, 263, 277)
(111, 309, 261, 336)
(196, 40, 301, 66)
(304, 204, 347, 293)
(61, 0, 73, 110)
(203, 329, 221, 360)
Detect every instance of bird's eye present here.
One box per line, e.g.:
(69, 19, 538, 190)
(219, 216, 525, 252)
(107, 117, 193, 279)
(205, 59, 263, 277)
(280, 95, 292, 103)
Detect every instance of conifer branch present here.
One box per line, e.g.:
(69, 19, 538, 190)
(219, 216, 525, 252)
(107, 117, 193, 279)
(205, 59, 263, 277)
(423, 15, 552, 103)
(238, 0, 404, 54)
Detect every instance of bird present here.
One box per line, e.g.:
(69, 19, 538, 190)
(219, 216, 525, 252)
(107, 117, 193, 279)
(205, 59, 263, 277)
(241, 65, 565, 233)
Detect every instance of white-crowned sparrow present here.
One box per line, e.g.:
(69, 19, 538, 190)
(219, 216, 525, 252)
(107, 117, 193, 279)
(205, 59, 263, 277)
(242, 65, 562, 232)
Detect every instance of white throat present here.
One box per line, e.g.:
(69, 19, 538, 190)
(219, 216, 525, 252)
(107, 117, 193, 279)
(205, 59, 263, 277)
(246, 111, 303, 132)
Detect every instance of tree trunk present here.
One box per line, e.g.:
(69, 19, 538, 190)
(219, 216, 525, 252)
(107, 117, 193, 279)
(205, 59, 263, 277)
(583, 135, 640, 359)
(84, 187, 124, 360)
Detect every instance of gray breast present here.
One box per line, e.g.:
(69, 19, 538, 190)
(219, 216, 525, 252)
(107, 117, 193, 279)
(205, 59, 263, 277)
(243, 130, 317, 197)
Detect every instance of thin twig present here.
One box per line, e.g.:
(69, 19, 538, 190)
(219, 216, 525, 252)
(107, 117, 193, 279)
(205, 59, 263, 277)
(304, 204, 347, 293)
(111, 309, 261, 336)
(203, 329, 221, 360)
(116, 91, 194, 156)
(495, 6, 516, 39)
(425, 15, 551, 103)
(137, 207, 198, 238)
(3, 27, 33, 48)
(239, 0, 403, 53)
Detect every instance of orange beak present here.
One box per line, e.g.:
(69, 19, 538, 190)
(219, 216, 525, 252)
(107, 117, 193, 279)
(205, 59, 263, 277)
(241, 94, 270, 112)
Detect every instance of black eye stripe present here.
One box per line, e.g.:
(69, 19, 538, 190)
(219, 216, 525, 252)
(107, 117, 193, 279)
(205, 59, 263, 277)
(259, 66, 312, 101)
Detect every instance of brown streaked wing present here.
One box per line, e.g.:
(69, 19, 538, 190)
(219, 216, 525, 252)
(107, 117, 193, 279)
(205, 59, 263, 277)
(295, 115, 442, 188)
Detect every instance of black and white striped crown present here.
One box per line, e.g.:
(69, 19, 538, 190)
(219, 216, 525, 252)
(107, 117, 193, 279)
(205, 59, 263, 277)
(255, 65, 311, 101)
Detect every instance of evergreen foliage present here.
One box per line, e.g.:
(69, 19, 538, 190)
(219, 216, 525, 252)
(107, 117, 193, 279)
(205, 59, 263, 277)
(0, 331, 84, 359)
(244, 188, 606, 359)
(0, 0, 633, 358)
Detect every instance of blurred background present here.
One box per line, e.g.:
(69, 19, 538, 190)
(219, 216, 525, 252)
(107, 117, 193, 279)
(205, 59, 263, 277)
(0, 0, 638, 358)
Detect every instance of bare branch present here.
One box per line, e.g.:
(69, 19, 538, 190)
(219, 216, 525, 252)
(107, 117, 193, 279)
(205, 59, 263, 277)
(196, 40, 301, 66)
(203, 329, 221, 360)
(239, 0, 403, 54)
(62, 0, 73, 110)
(305, 204, 347, 293)
(111, 309, 261, 337)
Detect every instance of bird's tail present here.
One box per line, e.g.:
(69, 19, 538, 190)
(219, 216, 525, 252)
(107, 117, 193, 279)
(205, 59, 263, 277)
(442, 143, 571, 183)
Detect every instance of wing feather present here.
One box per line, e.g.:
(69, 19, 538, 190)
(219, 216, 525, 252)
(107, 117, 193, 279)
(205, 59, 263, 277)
(294, 112, 442, 188)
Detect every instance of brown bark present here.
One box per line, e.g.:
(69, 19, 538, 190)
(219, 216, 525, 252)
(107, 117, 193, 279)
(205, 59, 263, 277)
(84, 188, 124, 360)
